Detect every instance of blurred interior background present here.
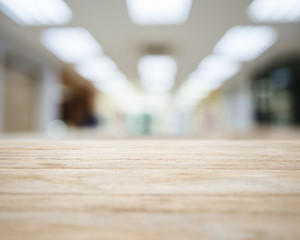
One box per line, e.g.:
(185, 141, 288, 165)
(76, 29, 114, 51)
(0, 0, 299, 139)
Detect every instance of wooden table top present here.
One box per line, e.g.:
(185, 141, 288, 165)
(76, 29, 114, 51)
(0, 140, 299, 240)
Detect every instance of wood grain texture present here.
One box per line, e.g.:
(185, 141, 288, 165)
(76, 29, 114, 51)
(0, 140, 299, 240)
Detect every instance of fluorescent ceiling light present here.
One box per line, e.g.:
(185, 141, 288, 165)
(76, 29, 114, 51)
(76, 56, 128, 91)
(186, 78, 222, 92)
(214, 26, 277, 62)
(138, 55, 177, 92)
(93, 78, 126, 92)
(248, 0, 300, 22)
(175, 83, 209, 109)
(175, 55, 240, 110)
(76, 56, 118, 81)
(190, 55, 241, 82)
(126, 0, 193, 25)
(0, 0, 72, 25)
(41, 28, 102, 63)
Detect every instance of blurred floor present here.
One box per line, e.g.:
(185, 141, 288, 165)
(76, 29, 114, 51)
(1, 126, 300, 140)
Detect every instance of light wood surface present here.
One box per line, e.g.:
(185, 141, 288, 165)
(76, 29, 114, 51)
(0, 140, 299, 240)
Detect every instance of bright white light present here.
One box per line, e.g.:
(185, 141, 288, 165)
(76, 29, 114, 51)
(143, 93, 171, 111)
(93, 78, 127, 92)
(108, 83, 143, 114)
(138, 55, 177, 92)
(248, 0, 300, 23)
(214, 26, 277, 62)
(175, 82, 210, 110)
(191, 55, 241, 82)
(76, 56, 128, 91)
(41, 28, 102, 63)
(175, 55, 240, 110)
(186, 78, 222, 92)
(76, 56, 117, 81)
(126, 0, 193, 25)
(0, 0, 72, 25)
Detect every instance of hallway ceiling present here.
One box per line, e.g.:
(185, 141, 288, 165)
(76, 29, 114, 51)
(0, 0, 299, 91)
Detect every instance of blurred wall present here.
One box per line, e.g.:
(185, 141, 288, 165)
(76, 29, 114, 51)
(0, 42, 4, 133)
(0, 39, 61, 133)
(4, 62, 38, 132)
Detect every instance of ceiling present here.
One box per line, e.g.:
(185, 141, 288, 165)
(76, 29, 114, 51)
(0, 0, 300, 91)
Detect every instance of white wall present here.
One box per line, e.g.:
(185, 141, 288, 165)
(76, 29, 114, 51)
(0, 42, 5, 134)
(36, 66, 61, 131)
(0, 38, 62, 133)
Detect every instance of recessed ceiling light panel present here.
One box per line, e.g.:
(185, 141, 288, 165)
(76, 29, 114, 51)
(41, 28, 102, 63)
(75, 55, 127, 91)
(214, 26, 277, 61)
(248, 0, 300, 23)
(138, 55, 177, 92)
(76, 56, 118, 81)
(190, 55, 241, 82)
(126, 0, 193, 25)
(0, 0, 72, 25)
